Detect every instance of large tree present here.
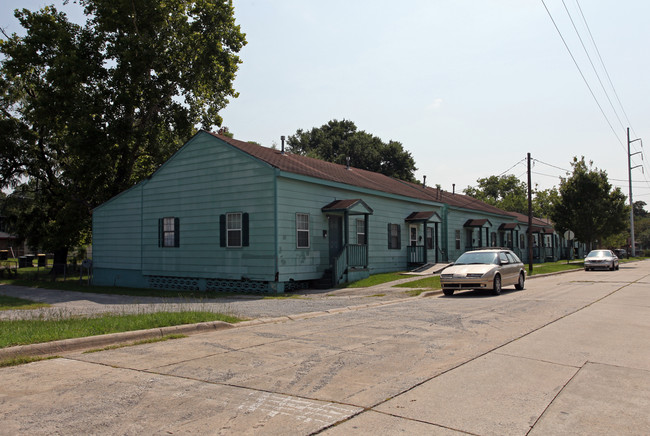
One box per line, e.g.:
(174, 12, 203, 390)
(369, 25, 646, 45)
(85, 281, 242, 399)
(286, 119, 417, 182)
(464, 175, 528, 214)
(0, 1, 246, 267)
(463, 174, 559, 217)
(550, 157, 628, 247)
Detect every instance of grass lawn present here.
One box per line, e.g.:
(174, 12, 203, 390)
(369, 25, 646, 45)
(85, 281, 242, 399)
(343, 272, 407, 288)
(393, 276, 441, 289)
(0, 295, 50, 311)
(0, 355, 59, 368)
(528, 261, 585, 275)
(0, 311, 242, 349)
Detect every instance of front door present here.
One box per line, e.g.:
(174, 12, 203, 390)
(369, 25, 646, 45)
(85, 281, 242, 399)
(328, 215, 343, 266)
(409, 225, 418, 247)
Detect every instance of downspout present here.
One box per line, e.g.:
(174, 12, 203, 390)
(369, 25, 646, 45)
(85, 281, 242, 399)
(441, 204, 449, 262)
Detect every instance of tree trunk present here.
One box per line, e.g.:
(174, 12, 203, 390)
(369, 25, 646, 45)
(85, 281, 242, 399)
(50, 247, 69, 275)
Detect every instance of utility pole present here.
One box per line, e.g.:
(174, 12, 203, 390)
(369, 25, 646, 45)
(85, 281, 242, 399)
(527, 152, 533, 274)
(627, 127, 643, 257)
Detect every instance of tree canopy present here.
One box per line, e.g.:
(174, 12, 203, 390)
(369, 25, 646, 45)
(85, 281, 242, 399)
(0, 0, 246, 262)
(464, 175, 528, 214)
(286, 119, 417, 182)
(549, 157, 628, 246)
(463, 174, 559, 217)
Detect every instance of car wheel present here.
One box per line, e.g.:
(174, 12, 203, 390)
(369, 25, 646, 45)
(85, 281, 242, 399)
(615, 264, 619, 270)
(443, 289, 454, 296)
(515, 272, 525, 290)
(492, 275, 502, 296)
(585, 267, 590, 271)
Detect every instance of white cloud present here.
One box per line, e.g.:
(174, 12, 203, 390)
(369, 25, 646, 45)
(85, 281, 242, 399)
(427, 98, 444, 110)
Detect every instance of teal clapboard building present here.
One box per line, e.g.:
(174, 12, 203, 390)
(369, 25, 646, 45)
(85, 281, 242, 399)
(93, 131, 536, 293)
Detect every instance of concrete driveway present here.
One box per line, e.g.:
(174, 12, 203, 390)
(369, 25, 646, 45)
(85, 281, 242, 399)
(1, 262, 649, 434)
(0, 274, 426, 322)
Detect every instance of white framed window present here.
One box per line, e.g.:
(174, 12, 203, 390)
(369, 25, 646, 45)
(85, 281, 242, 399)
(296, 213, 310, 248)
(356, 219, 365, 245)
(426, 227, 433, 249)
(455, 230, 461, 250)
(227, 212, 242, 247)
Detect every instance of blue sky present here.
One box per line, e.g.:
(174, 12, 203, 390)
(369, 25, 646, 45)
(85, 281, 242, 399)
(3, 1, 650, 203)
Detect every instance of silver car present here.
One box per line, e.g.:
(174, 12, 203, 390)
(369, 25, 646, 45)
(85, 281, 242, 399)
(584, 249, 619, 271)
(440, 248, 526, 296)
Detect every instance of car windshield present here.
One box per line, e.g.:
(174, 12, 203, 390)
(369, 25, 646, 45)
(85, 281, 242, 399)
(587, 250, 611, 258)
(454, 252, 499, 265)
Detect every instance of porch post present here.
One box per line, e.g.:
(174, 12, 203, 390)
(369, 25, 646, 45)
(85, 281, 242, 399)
(364, 214, 369, 245)
(423, 221, 428, 263)
(435, 222, 439, 263)
(364, 213, 369, 267)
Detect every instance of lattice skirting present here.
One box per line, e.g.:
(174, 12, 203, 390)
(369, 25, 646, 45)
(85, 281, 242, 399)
(146, 275, 311, 294)
(205, 278, 270, 293)
(148, 276, 200, 291)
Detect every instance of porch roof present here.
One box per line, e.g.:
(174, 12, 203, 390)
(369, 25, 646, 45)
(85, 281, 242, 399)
(405, 211, 441, 223)
(464, 218, 492, 228)
(498, 222, 520, 231)
(321, 199, 374, 215)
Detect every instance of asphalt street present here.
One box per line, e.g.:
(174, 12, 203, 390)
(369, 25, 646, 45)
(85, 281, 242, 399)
(1, 261, 649, 435)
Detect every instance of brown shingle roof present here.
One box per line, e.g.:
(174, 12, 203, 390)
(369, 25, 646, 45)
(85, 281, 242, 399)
(405, 211, 439, 222)
(507, 211, 554, 228)
(464, 219, 492, 227)
(209, 132, 514, 217)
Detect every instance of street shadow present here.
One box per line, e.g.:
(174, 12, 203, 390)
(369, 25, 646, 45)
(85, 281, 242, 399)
(441, 288, 519, 298)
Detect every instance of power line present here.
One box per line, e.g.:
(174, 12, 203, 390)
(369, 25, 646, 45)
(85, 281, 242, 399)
(532, 158, 570, 173)
(575, 0, 637, 137)
(496, 158, 527, 178)
(532, 170, 564, 180)
(541, 0, 626, 151)
(562, 0, 626, 132)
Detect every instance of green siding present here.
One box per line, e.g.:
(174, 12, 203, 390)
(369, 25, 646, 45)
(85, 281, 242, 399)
(276, 177, 445, 279)
(140, 133, 276, 280)
(94, 132, 277, 285)
(93, 183, 143, 271)
(93, 131, 523, 291)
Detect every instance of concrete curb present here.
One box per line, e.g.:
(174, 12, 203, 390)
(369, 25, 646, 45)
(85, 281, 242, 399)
(0, 320, 234, 360)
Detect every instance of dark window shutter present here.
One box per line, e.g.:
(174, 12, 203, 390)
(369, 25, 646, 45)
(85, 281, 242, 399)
(397, 224, 401, 249)
(219, 214, 226, 247)
(242, 213, 249, 247)
(174, 217, 180, 247)
(387, 223, 391, 249)
(158, 218, 163, 247)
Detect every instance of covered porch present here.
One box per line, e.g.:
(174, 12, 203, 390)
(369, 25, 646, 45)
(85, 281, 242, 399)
(322, 199, 374, 286)
(463, 218, 493, 251)
(405, 211, 442, 267)
(499, 222, 522, 259)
